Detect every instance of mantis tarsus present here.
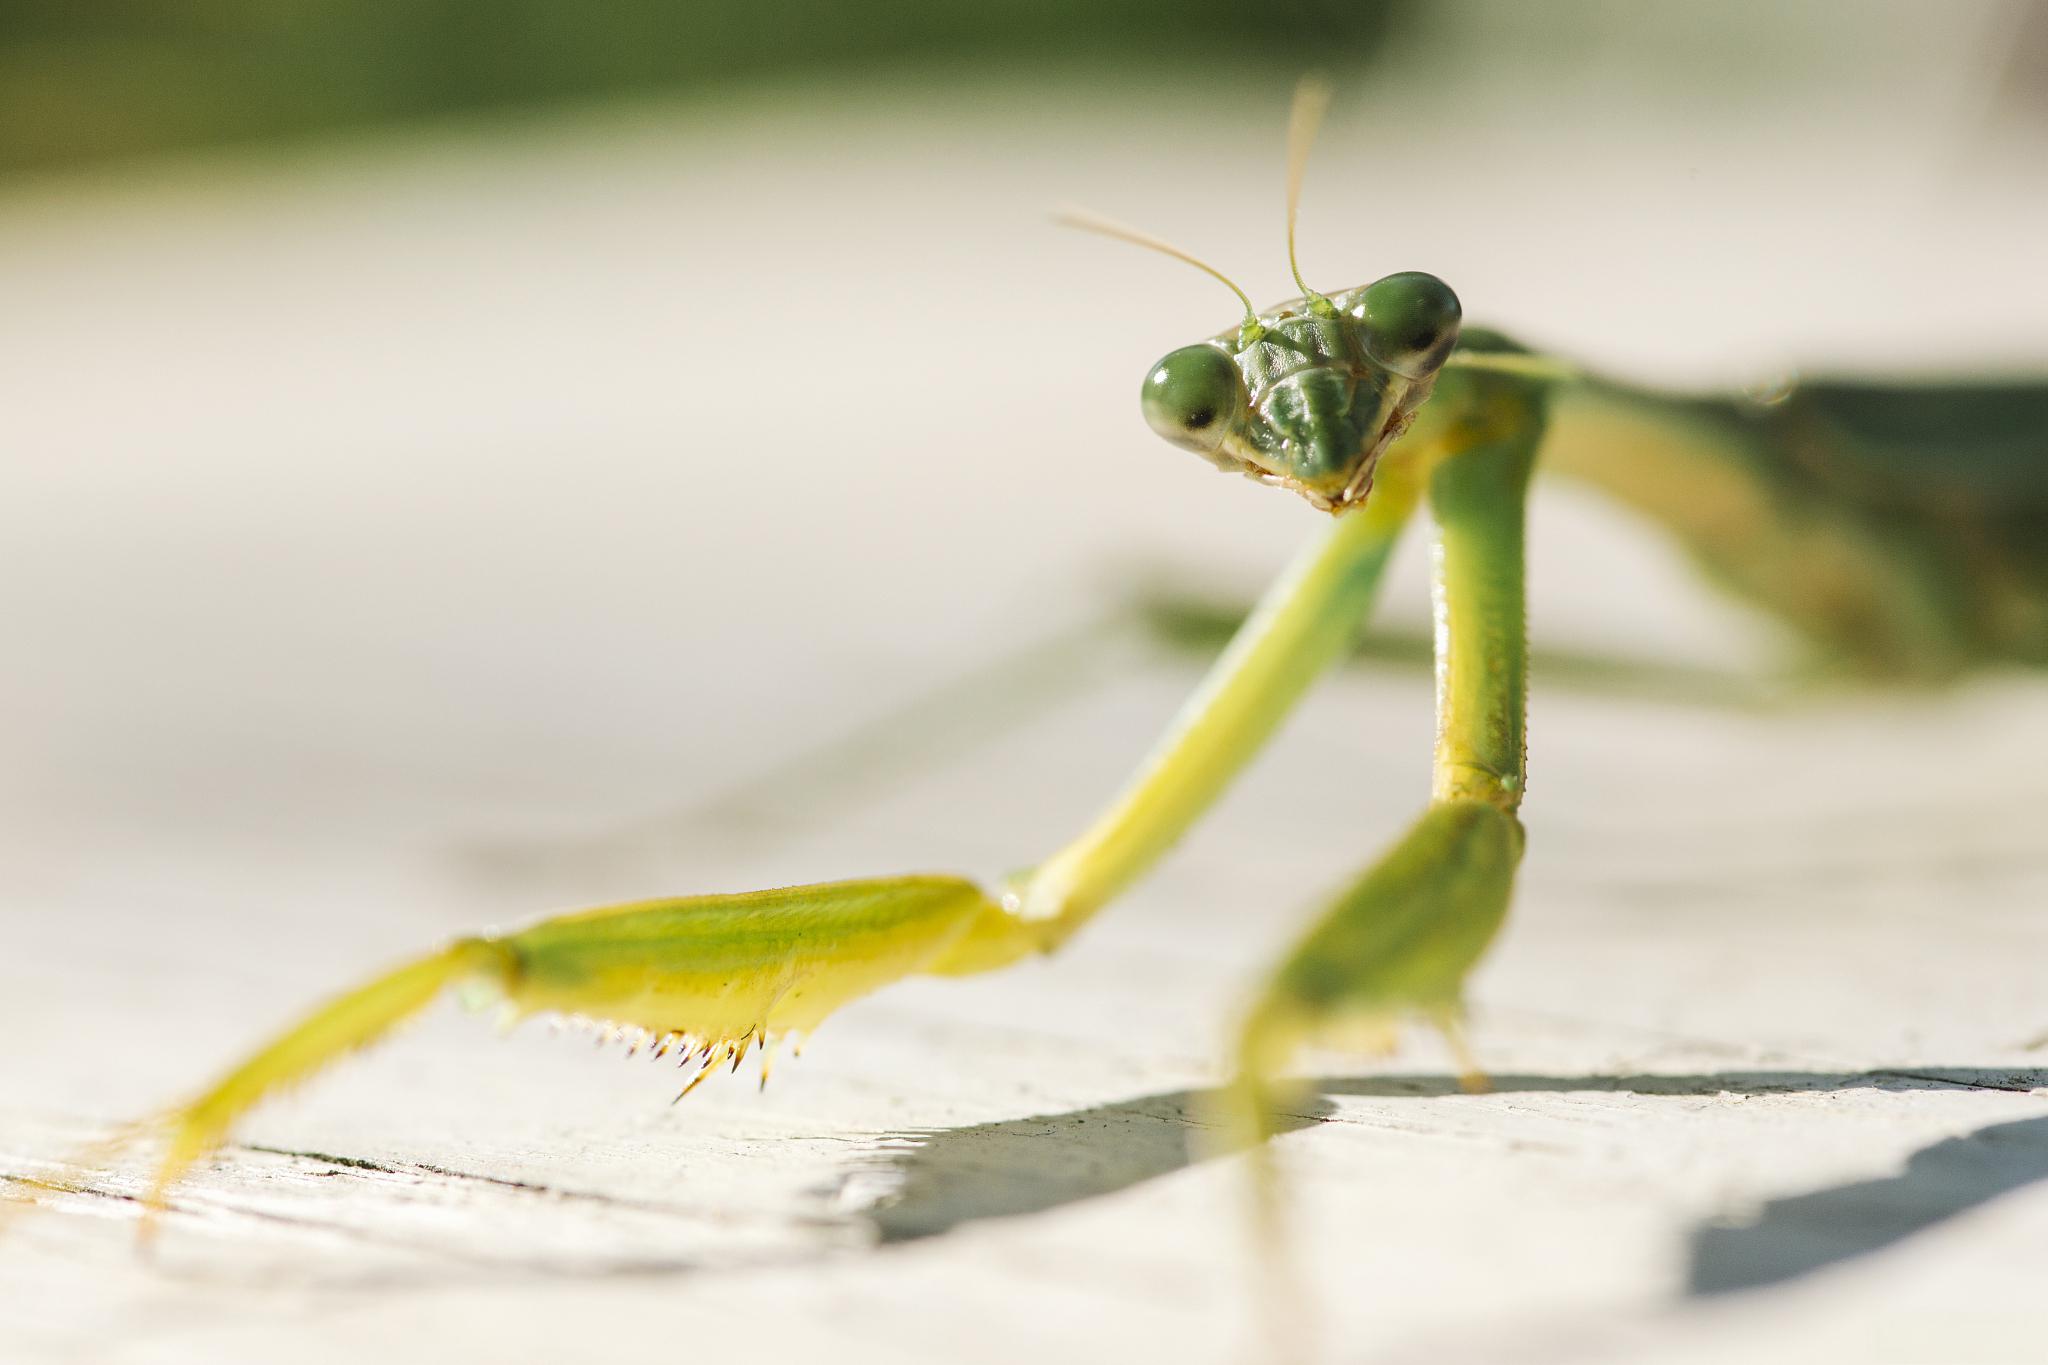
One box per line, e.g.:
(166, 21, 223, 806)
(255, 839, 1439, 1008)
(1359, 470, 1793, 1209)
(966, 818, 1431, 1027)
(33, 82, 2048, 1251)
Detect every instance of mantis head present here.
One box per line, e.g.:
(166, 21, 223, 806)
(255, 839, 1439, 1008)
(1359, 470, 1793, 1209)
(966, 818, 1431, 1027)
(1141, 270, 1461, 511)
(1062, 78, 1461, 512)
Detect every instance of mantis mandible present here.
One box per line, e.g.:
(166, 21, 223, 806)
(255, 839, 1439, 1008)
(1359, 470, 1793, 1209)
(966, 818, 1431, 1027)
(38, 80, 2048, 1244)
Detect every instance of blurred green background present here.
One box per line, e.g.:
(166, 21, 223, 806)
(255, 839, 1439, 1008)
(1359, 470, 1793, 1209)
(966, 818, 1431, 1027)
(0, 0, 1397, 173)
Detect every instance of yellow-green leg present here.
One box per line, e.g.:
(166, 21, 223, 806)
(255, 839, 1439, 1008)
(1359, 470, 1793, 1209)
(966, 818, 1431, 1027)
(85, 456, 1421, 1228)
(1220, 386, 1544, 1273)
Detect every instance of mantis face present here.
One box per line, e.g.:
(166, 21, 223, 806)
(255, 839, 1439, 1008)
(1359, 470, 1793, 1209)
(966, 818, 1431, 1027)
(1141, 271, 1461, 512)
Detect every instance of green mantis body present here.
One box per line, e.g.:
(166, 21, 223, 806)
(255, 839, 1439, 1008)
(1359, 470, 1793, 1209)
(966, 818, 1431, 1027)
(32, 88, 2047, 1254)
(1546, 370, 2048, 680)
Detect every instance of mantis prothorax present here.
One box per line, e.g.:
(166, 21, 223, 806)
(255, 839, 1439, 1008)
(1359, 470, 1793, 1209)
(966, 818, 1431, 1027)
(33, 80, 2048, 1250)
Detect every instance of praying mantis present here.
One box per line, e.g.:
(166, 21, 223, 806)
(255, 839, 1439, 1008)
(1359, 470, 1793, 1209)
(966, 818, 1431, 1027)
(32, 80, 2048, 1248)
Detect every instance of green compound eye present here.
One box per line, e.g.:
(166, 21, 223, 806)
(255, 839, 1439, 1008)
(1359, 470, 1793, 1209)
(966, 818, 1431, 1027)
(1359, 271, 1462, 378)
(1141, 344, 1248, 456)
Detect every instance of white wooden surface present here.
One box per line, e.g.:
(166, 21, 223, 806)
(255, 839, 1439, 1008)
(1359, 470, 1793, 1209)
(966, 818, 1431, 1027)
(4, 10, 2048, 1361)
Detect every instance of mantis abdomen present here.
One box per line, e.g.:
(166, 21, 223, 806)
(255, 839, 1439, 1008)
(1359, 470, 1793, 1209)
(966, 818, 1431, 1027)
(1540, 372, 2048, 679)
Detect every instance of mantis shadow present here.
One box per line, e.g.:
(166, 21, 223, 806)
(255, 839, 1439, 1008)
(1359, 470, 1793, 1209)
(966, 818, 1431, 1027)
(1686, 1111, 2048, 1296)
(856, 1067, 2048, 1297)
(841, 1088, 1327, 1243)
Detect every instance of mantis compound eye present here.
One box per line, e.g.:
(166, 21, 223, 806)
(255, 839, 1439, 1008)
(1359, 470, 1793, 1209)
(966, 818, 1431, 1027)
(1357, 271, 1462, 378)
(1141, 344, 1248, 457)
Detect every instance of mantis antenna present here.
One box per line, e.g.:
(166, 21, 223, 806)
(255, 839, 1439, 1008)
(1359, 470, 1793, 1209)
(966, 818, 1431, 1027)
(1441, 350, 1584, 382)
(1284, 74, 1335, 315)
(1053, 207, 1267, 346)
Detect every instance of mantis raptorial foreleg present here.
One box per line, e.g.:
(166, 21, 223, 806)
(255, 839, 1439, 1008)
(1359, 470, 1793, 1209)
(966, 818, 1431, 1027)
(134, 878, 1013, 1225)
(1220, 374, 1543, 1249)
(95, 439, 1418, 1225)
